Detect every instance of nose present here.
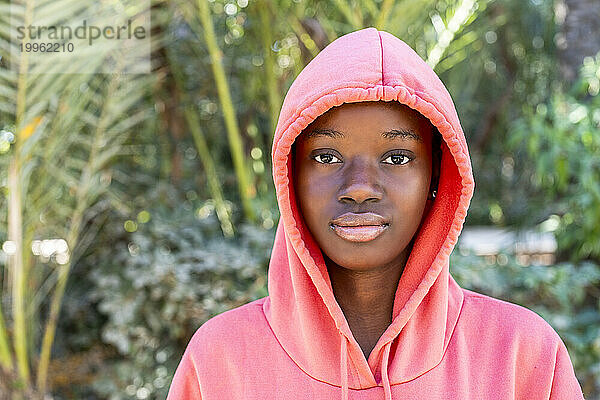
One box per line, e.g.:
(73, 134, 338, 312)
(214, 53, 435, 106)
(337, 158, 383, 204)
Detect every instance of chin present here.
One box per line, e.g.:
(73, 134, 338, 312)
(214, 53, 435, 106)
(318, 229, 414, 272)
(324, 250, 400, 272)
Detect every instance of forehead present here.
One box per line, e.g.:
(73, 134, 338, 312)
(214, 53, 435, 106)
(299, 101, 432, 143)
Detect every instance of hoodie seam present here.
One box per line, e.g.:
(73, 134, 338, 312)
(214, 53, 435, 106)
(547, 342, 560, 399)
(272, 80, 399, 164)
(378, 31, 385, 96)
(261, 283, 467, 389)
(188, 347, 204, 397)
(273, 80, 384, 151)
(274, 83, 473, 191)
(386, 289, 466, 386)
(274, 84, 470, 169)
(261, 300, 380, 391)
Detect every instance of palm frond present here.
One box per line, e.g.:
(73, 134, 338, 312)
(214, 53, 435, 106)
(0, 0, 165, 394)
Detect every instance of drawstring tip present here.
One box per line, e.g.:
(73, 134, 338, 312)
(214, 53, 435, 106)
(339, 332, 349, 400)
(382, 343, 392, 400)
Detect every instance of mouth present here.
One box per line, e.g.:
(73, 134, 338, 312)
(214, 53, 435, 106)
(329, 212, 389, 243)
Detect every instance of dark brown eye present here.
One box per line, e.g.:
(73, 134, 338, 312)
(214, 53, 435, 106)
(382, 154, 411, 165)
(314, 153, 341, 164)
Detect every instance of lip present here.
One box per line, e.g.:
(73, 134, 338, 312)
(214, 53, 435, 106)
(330, 212, 389, 242)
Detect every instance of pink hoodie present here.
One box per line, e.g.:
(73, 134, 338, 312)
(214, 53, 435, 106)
(167, 28, 584, 399)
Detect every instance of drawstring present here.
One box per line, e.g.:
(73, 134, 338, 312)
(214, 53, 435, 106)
(340, 332, 349, 400)
(339, 333, 393, 400)
(381, 342, 392, 400)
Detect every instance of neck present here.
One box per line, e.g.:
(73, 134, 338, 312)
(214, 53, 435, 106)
(326, 250, 408, 359)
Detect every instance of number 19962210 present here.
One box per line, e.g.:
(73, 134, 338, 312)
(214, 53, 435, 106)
(20, 42, 74, 52)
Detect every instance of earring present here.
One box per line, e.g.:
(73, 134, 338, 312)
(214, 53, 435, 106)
(429, 189, 437, 199)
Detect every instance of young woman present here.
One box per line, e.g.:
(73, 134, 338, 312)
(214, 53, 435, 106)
(167, 27, 584, 399)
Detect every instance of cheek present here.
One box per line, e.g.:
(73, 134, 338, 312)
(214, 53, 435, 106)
(384, 167, 431, 219)
(295, 167, 333, 228)
(297, 172, 332, 213)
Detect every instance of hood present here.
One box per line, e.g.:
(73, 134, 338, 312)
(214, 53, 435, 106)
(263, 27, 475, 399)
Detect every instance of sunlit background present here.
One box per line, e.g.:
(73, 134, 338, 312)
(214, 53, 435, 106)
(1, 0, 599, 398)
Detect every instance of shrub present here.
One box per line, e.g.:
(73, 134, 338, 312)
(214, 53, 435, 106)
(80, 204, 273, 400)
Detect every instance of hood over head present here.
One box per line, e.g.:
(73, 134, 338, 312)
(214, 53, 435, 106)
(264, 27, 475, 400)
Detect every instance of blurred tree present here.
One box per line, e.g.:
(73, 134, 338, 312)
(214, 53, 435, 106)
(151, 0, 187, 186)
(557, 0, 600, 83)
(511, 55, 600, 262)
(0, 0, 161, 396)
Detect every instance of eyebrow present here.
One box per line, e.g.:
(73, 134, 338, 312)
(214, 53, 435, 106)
(381, 129, 423, 142)
(304, 128, 422, 142)
(303, 128, 345, 139)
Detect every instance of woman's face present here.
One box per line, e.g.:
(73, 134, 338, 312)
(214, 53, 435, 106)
(293, 101, 434, 272)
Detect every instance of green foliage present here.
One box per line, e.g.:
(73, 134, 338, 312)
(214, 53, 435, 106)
(440, 0, 560, 227)
(0, 0, 597, 398)
(510, 54, 600, 261)
(81, 198, 272, 399)
(0, 0, 159, 391)
(452, 252, 600, 398)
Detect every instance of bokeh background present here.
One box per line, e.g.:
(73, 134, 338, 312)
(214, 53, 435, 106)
(1, 0, 599, 398)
